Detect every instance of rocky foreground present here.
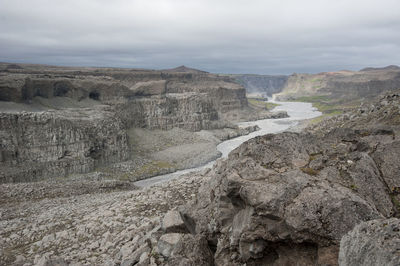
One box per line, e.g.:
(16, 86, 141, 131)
(0, 171, 205, 265)
(1, 91, 400, 265)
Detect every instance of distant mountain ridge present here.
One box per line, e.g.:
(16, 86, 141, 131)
(162, 65, 208, 73)
(360, 65, 400, 72)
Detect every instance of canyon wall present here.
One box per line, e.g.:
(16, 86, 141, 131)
(0, 63, 252, 182)
(0, 107, 130, 183)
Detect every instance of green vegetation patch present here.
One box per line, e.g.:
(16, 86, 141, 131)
(248, 98, 281, 110)
(311, 78, 323, 83)
(133, 160, 176, 177)
(291, 95, 347, 122)
(309, 110, 344, 125)
(350, 184, 358, 191)
(291, 95, 331, 103)
(300, 167, 319, 176)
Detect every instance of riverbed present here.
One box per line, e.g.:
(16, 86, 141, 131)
(134, 100, 321, 187)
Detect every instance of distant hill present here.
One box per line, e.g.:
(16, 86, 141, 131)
(360, 65, 400, 72)
(5, 63, 23, 70)
(162, 65, 208, 73)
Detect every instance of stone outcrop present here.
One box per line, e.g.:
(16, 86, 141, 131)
(339, 218, 400, 266)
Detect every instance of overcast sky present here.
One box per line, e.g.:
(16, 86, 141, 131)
(0, 0, 399, 74)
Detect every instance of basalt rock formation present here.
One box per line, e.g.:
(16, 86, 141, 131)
(0, 63, 273, 183)
(0, 106, 130, 183)
(146, 90, 400, 265)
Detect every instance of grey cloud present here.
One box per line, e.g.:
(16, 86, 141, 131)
(0, 0, 399, 74)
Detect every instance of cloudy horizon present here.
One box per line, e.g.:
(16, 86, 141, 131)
(0, 0, 399, 74)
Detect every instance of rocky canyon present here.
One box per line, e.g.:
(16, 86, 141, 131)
(0, 63, 286, 184)
(1, 63, 400, 266)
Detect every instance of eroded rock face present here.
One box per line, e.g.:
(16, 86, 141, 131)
(339, 218, 400, 266)
(0, 106, 129, 183)
(116, 93, 220, 131)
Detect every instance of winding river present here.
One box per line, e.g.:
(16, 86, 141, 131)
(134, 100, 321, 187)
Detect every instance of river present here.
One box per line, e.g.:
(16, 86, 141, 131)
(134, 100, 321, 187)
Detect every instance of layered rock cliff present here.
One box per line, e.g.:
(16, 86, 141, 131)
(0, 106, 130, 183)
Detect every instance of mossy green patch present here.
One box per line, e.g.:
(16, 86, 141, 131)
(308, 152, 322, 162)
(309, 111, 344, 125)
(291, 95, 331, 103)
(390, 194, 400, 216)
(350, 184, 358, 191)
(289, 95, 350, 125)
(311, 78, 323, 83)
(248, 98, 281, 110)
(300, 167, 319, 176)
(133, 161, 176, 177)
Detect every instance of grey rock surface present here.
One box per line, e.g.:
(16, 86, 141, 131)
(339, 218, 400, 266)
(165, 234, 214, 266)
(161, 210, 188, 234)
(0, 106, 129, 183)
(158, 233, 184, 258)
(0, 170, 205, 265)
